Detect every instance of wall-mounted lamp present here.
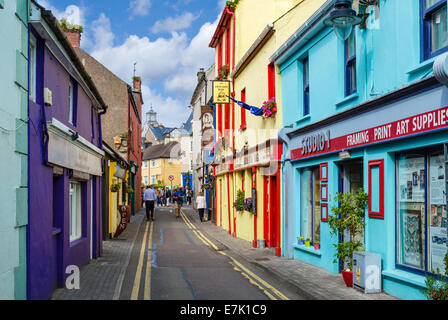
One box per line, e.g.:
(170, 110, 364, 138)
(324, 0, 379, 41)
(324, 0, 362, 41)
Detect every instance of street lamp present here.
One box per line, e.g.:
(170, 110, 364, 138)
(324, 0, 362, 41)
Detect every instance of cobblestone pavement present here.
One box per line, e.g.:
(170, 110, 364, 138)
(52, 210, 145, 300)
(181, 207, 399, 301)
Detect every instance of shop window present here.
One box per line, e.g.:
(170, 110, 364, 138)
(302, 57, 310, 116)
(300, 167, 320, 243)
(422, 0, 448, 61)
(396, 151, 447, 274)
(344, 32, 357, 96)
(69, 181, 82, 242)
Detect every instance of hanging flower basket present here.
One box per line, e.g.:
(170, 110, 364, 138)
(234, 190, 245, 212)
(111, 184, 121, 192)
(201, 183, 211, 190)
(216, 64, 230, 80)
(261, 97, 277, 119)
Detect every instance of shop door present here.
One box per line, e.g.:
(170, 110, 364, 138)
(339, 160, 364, 270)
(264, 175, 279, 249)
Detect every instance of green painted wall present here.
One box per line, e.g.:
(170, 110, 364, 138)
(0, 0, 29, 300)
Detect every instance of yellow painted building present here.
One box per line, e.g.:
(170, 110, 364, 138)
(142, 141, 182, 188)
(108, 162, 129, 236)
(210, 0, 327, 255)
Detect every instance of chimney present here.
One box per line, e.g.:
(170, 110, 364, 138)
(197, 68, 205, 83)
(65, 30, 81, 47)
(133, 76, 142, 91)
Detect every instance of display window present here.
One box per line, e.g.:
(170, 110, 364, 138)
(300, 167, 321, 243)
(396, 149, 448, 274)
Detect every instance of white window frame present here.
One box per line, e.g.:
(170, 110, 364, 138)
(69, 181, 82, 242)
(29, 33, 37, 103)
(68, 82, 74, 125)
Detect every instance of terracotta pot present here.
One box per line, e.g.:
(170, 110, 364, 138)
(342, 270, 353, 287)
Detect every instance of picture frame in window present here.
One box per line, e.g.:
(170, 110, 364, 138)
(320, 184, 328, 201)
(320, 163, 328, 182)
(321, 202, 329, 222)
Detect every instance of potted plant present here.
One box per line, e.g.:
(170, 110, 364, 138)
(305, 238, 311, 247)
(297, 237, 304, 245)
(110, 183, 121, 192)
(328, 188, 368, 287)
(423, 243, 448, 300)
(233, 190, 245, 213)
(314, 241, 320, 251)
(261, 97, 277, 119)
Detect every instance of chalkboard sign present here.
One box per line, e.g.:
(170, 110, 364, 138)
(252, 188, 257, 215)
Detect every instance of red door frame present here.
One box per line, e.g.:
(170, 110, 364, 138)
(263, 168, 282, 256)
(226, 173, 231, 235)
(252, 167, 257, 248)
(263, 176, 271, 247)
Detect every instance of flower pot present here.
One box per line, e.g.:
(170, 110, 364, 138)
(305, 240, 311, 247)
(298, 239, 304, 245)
(314, 243, 320, 250)
(342, 270, 353, 287)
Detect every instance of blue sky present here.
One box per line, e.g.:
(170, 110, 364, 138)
(37, 0, 225, 128)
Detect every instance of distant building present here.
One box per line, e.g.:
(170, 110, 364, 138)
(142, 141, 182, 188)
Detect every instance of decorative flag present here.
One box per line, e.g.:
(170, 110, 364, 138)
(226, 95, 264, 117)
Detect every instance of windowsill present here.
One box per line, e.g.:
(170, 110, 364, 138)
(52, 228, 62, 236)
(70, 237, 86, 248)
(335, 92, 359, 109)
(293, 244, 322, 256)
(406, 58, 435, 76)
(295, 115, 311, 127)
(382, 269, 427, 289)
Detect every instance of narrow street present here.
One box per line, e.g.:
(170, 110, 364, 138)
(118, 206, 302, 300)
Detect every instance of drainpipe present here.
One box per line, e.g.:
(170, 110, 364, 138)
(278, 125, 294, 258)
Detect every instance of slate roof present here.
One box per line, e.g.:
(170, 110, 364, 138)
(142, 141, 180, 161)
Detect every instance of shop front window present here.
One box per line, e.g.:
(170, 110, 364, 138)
(69, 181, 82, 242)
(397, 151, 447, 273)
(301, 167, 321, 243)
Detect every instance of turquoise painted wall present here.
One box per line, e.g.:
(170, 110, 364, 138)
(0, 0, 29, 300)
(278, 0, 448, 300)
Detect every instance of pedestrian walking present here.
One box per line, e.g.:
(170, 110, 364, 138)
(173, 187, 184, 218)
(166, 187, 172, 205)
(143, 185, 157, 221)
(196, 192, 206, 222)
(156, 188, 161, 207)
(186, 187, 192, 206)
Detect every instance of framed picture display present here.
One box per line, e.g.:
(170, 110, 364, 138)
(321, 203, 329, 222)
(321, 184, 328, 201)
(320, 163, 328, 182)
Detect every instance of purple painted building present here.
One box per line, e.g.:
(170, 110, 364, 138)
(27, 2, 108, 300)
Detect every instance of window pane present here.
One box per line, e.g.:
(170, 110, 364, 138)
(301, 169, 313, 240)
(427, 0, 444, 8)
(431, 5, 448, 52)
(303, 58, 309, 86)
(429, 153, 448, 273)
(347, 33, 356, 58)
(397, 155, 426, 270)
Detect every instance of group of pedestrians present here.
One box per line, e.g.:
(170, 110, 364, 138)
(142, 185, 197, 221)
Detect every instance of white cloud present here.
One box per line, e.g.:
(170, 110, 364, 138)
(38, 0, 85, 25)
(141, 85, 188, 128)
(150, 12, 200, 34)
(128, 0, 151, 17)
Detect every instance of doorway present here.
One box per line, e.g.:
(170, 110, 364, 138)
(264, 172, 280, 254)
(338, 159, 365, 270)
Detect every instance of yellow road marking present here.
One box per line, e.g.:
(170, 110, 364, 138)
(144, 222, 154, 300)
(180, 209, 289, 301)
(131, 221, 149, 300)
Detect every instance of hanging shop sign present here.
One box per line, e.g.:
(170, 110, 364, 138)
(291, 106, 448, 161)
(212, 80, 231, 104)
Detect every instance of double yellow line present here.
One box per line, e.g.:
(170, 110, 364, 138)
(131, 221, 154, 300)
(179, 210, 289, 301)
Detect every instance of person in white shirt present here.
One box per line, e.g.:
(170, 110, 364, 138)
(196, 192, 206, 222)
(143, 186, 157, 221)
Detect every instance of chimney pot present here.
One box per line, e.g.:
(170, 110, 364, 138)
(65, 30, 81, 48)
